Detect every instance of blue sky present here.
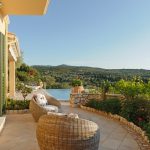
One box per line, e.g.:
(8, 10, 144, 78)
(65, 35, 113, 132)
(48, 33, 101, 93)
(9, 0, 150, 69)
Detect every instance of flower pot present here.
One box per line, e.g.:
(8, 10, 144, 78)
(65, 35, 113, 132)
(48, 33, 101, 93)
(71, 86, 84, 94)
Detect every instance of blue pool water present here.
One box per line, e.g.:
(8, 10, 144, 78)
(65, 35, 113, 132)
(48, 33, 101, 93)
(46, 89, 71, 100)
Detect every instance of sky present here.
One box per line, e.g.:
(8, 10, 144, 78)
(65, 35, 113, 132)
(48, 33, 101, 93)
(9, 0, 150, 69)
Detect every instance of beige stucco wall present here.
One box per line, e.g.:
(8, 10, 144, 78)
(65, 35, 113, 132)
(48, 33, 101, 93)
(0, 12, 6, 34)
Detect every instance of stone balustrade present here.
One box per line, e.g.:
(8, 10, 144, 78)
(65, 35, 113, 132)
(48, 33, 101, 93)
(69, 93, 124, 107)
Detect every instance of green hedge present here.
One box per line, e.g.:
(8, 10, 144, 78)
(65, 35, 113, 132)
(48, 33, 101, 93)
(6, 99, 30, 110)
(143, 122, 150, 140)
(86, 98, 121, 115)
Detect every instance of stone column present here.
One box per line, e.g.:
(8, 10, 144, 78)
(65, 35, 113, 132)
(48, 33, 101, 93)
(9, 59, 15, 98)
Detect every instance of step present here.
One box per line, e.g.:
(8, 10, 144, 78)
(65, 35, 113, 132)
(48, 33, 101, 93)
(0, 116, 6, 134)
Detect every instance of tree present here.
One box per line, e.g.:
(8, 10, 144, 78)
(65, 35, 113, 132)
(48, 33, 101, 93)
(42, 76, 56, 88)
(101, 80, 111, 100)
(16, 83, 32, 100)
(16, 71, 29, 82)
(115, 78, 145, 100)
(18, 63, 30, 72)
(16, 63, 41, 86)
(143, 80, 150, 99)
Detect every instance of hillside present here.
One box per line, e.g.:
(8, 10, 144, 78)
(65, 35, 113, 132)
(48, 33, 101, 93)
(32, 65, 150, 88)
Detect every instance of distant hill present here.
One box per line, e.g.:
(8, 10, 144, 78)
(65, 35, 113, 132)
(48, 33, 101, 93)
(32, 65, 150, 76)
(32, 65, 150, 87)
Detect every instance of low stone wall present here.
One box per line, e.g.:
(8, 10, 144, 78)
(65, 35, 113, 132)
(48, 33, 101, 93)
(106, 93, 125, 100)
(80, 105, 150, 149)
(70, 93, 100, 107)
(70, 93, 124, 107)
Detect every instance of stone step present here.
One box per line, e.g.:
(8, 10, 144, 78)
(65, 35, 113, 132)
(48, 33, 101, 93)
(0, 116, 6, 134)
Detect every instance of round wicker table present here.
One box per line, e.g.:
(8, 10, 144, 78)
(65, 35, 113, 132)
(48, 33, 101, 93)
(36, 114, 100, 150)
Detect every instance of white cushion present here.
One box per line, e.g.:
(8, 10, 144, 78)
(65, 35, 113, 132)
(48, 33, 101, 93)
(68, 113, 79, 119)
(47, 112, 79, 119)
(36, 94, 47, 106)
(43, 105, 58, 113)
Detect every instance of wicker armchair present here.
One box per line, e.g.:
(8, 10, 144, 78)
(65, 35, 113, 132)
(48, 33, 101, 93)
(29, 93, 61, 122)
(36, 114, 100, 150)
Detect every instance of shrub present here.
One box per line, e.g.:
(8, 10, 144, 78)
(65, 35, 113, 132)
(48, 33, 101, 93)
(6, 99, 30, 110)
(121, 99, 150, 126)
(101, 98, 121, 114)
(143, 122, 150, 140)
(86, 98, 121, 114)
(86, 99, 101, 110)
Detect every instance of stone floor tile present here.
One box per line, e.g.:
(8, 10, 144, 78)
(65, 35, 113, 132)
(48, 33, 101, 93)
(0, 102, 140, 150)
(102, 139, 121, 149)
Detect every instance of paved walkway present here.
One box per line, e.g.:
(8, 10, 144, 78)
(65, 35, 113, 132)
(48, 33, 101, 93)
(0, 102, 140, 150)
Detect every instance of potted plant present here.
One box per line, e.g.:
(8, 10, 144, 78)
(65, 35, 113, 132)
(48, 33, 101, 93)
(71, 79, 84, 93)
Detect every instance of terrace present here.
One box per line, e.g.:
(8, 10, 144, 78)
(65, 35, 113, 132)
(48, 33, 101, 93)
(0, 1, 150, 150)
(0, 102, 140, 150)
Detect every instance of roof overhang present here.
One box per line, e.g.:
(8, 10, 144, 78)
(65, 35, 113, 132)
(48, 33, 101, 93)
(8, 32, 20, 61)
(9, 46, 17, 62)
(0, 0, 50, 16)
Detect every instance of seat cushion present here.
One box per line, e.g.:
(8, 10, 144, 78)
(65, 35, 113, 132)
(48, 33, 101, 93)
(47, 112, 79, 119)
(43, 105, 58, 113)
(47, 112, 67, 116)
(36, 94, 47, 106)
